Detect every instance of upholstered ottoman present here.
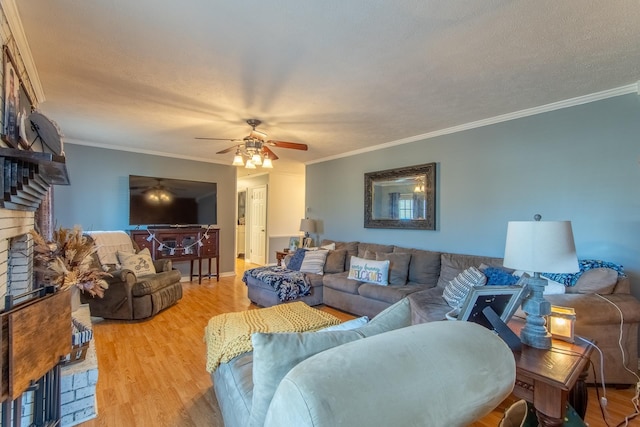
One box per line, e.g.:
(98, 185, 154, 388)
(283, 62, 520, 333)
(245, 272, 324, 307)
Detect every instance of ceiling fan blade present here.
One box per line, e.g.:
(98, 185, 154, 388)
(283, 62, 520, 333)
(195, 137, 243, 141)
(262, 146, 279, 161)
(216, 145, 239, 154)
(267, 140, 308, 151)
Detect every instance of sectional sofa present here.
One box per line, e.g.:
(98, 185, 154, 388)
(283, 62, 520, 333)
(213, 298, 516, 427)
(244, 239, 640, 385)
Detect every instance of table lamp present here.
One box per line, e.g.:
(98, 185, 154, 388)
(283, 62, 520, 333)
(299, 218, 316, 248)
(503, 215, 579, 349)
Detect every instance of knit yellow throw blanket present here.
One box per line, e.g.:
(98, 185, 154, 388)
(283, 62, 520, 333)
(205, 302, 341, 373)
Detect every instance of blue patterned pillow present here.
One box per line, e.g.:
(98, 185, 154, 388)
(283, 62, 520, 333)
(483, 267, 519, 286)
(286, 249, 307, 271)
(542, 259, 625, 287)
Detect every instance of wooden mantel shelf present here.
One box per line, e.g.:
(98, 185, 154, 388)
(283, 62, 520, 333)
(0, 147, 70, 211)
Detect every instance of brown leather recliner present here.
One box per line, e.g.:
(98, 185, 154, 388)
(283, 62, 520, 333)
(80, 231, 182, 320)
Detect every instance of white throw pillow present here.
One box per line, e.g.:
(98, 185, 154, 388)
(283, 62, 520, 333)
(299, 250, 329, 275)
(117, 247, 156, 277)
(443, 266, 487, 308)
(347, 256, 390, 286)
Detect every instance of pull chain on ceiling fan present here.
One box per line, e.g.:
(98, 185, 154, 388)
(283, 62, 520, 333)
(195, 119, 308, 169)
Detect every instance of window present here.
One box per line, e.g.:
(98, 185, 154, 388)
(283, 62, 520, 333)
(398, 195, 413, 220)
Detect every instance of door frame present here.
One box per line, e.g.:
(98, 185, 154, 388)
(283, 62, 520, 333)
(246, 184, 268, 265)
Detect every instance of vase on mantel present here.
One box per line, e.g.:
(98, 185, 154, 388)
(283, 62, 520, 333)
(70, 285, 81, 312)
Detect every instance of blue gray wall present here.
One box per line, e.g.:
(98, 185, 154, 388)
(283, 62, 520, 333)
(306, 94, 640, 298)
(53, 145, 237, 275)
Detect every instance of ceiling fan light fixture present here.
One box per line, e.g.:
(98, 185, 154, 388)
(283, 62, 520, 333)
(251, 153, 263, 165)
(245, 159, 256, 169)
(232, 151, 244, 166)
(262, 155, 273, 168)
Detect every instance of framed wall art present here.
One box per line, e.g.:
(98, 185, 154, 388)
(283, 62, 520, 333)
(364, 162, 436, 230)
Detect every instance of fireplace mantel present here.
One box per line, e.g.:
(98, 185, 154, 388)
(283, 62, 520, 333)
(0, 147, 70, 211)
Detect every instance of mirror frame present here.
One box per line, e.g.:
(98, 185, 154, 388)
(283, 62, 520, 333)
(364, 162, 436, 230)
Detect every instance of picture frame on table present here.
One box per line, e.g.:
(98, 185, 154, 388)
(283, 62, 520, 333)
(288, 237, 300, 252)
(457, 284, 527, 330)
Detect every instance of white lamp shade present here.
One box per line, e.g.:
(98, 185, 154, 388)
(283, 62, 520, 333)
(262, 156, 273, 168)
(299, 218, 316, 233)
(503, 220, 579, 273)
(232, 154, 244, 166)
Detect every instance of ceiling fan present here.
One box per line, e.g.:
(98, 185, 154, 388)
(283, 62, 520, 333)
(196, 119, 308, 168)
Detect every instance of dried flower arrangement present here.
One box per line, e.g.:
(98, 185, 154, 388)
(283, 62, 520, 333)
(30, 226, 110, 297)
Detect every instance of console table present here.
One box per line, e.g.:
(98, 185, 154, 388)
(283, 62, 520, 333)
(510, 322, 593, 426)
(275, 250, 290, 266)
(131, 227, 220, 284)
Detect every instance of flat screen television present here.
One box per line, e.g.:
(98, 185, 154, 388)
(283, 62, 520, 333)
(129, 175, 217, 227)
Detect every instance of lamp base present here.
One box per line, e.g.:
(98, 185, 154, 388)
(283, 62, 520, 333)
(520, 275, 552, 350)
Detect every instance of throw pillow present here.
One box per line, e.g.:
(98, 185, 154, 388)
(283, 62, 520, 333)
(482, 266, 519, 286)
(347, 256, 390, 286)
(286, 248, 307, 271)
(569, 268, 618, 294)
(117, 248, 156, 277)
(318, 316, 369, 332)
(376, 252, 411, 286)
(320, 242, 336, 250)
(249, 298, 411, 427)
(324, 249, 347, 274)
(442, 266, 487, 308)
(299, 250, 329, 275)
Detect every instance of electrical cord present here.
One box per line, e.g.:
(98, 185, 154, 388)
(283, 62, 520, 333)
(590, 360, 613, 427)
(592, 294, 640, 427)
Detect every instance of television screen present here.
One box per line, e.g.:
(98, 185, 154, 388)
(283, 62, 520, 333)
(129, 175, 217, 226)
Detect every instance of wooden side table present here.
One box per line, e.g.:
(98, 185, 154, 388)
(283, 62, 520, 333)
(275, 250, 290, 266)
(511, 326, 593, 426)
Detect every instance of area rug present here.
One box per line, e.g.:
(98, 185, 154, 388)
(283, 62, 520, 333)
(204, 301, 340, 373)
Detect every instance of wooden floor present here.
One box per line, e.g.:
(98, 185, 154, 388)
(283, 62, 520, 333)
(80, 259, 639, 427)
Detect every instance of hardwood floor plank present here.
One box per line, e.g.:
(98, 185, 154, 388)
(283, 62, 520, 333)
(79, 259, 639, 427)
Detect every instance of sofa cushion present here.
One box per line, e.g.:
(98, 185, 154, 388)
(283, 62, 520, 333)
(322, 240, 359, 269)
(358, 283, 423, 304)
(348, 256, 390, 286)
(249, 298, 411, 427)
(376, 252, 411, 285)
(322, 271, 362, 294)
(408, 287, 451, 324)
(299, 250, 329, 275)
(357, 243, 394, 258)
(567, 268, 618, 295)
(118, 248, 157, 277)
(213, 352, 254, 427)
(442, 266, 487, 308)
(324, 249, 347, 274)
(437, 253, 503, 289)
(394, 247, 442, 286)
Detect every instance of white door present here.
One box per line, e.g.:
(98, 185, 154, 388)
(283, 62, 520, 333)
(249, 185, 267, 265)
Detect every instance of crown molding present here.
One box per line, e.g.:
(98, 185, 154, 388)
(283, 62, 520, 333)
(65, 138, 231, 165)
(307, 83, 639, 165)
(1, 0, 45, 102)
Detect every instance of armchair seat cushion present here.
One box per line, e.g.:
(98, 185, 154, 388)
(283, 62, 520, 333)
(132, 269, 182, 297)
